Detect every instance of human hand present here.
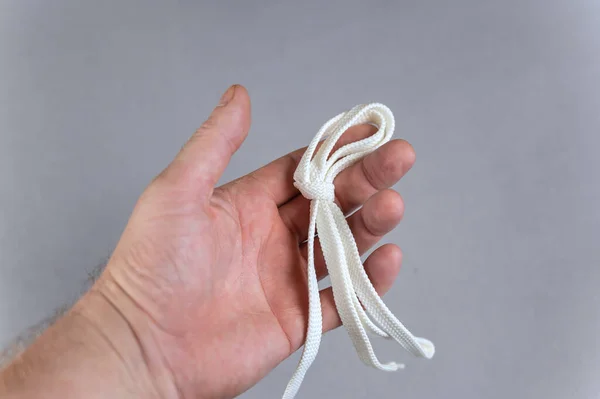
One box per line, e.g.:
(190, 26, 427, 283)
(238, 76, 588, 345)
(0, 85, 417, 399)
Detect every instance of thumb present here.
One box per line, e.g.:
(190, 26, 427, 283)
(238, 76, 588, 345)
(166, 84, 251, 195)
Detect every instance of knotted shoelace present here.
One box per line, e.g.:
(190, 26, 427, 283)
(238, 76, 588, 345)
(282, 103, 435, 399)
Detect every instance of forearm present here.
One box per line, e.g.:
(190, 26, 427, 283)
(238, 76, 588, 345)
(0, 263, 106, 369)
(0, 289, 162, 398)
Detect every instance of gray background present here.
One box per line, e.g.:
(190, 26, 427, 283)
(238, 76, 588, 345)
(1, 1, 599, 398)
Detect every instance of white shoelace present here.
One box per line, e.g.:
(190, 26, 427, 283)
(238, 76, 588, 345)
(282, 103, 435, 399)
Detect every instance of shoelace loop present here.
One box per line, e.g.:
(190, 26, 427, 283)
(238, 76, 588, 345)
(282, 103, 434, 399)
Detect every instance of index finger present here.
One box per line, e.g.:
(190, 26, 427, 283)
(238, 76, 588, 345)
(238, 124, 378, 206)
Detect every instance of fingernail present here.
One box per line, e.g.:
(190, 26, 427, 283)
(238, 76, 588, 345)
(218, 85, 237, 106)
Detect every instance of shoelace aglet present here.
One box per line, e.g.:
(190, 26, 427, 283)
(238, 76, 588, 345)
(391, 362, 406, 371)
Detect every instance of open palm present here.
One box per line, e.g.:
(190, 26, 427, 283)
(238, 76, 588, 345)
(98, 85, 416, 398)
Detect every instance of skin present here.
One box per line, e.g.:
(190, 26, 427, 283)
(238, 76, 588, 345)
(0, 85, 417, 399)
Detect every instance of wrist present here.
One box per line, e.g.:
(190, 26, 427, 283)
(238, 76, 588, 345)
(0, 278, 174, 399)
(92, 271, 183, 399)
